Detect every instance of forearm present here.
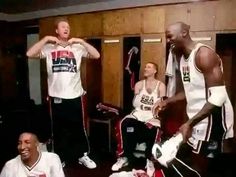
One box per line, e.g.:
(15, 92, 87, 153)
(188, 102, 216, 127)
(26, 37, 48, 58)
(166, 91, 185, 105)
(159, 83, 166, 97)
(80, 40, 100, 59)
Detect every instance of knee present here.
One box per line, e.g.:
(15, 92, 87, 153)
(120, 118, 137, 130)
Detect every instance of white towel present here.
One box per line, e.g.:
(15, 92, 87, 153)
(109, 171, 134, 177)
(165, 50, 178, 97)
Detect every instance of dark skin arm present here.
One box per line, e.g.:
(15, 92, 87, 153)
(153, 65, 186, 113)
(179, 46, 225, 142)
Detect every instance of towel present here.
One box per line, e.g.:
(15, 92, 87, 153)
(165, 50, 178, 97)
(125, 46, 139, 74)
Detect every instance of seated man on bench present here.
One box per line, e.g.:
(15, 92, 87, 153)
(111, 62, 166, 177)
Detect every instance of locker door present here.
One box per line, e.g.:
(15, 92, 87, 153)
(102, 38, 123, 107)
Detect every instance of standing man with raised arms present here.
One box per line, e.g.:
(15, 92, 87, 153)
(27, 17, 100, 169)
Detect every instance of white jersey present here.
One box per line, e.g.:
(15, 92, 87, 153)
(127, 80, 161, 125)
(0, 152, 65, 177)
(180, 43, 234, 141)
(41, 43, 88, 99)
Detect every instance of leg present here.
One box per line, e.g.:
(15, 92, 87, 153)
(65, 97, 89, 159)
(144, 125, 162, 159)
(62, 97, 96, 168)
(52, 97, 90, 163)
(144, 125, 162, 177)
(51, 98, 65, 162)
(112, 117, 141, 171)
(120, 117, 141, 160)
(191, 153, 208, 177)
(164, 144, 202, 177)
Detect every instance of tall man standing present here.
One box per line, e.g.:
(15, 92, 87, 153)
(155, 22, 234, 177)
(26, 17, 100, 169)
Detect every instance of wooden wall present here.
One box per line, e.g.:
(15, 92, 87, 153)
(102, 38, 123, 106)
(0, 21, 30, 102)
(39, 0, 236, 107)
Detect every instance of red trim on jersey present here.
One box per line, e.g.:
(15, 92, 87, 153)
(24, 152, 42, 171)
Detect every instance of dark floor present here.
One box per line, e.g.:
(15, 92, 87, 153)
(63, 153, 114, 177)
(63, 150, 149, 177)
(0, 146, 235, 177)
(63, 150, 236, 177)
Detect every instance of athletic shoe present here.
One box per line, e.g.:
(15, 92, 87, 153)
(146, 159, 155, 177)
(111, 157, 129, 171)
(78, 153, 97, 169)
(152, 133, 183, 167)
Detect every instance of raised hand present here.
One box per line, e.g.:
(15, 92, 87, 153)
(152, 99, 168, 117)
(68, 38, 84, 44)
(45, 36, 60, 44)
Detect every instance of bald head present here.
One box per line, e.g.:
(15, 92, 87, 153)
(167, 22, 190, 35)
(165, 22, 192, 51)
(175, 22, 190, 31)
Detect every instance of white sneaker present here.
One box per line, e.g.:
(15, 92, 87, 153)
(111, 157, 129, 171)
(78, 153, 97, 169)
(146, 159, 155, 177)
(152, 133, 183, 167)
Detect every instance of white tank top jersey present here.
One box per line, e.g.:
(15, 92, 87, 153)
(129, 80, 161, 123)
(0, 152, 65, 177)
(180, 43, 234, 141)
(40, 43, 88, 99)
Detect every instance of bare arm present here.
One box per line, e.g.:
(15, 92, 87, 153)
(158, 82, 166, 97)
(156, 90, 185, 112)
(134, 81, 142, 95)
(132, 81, 143, 108)
(166, 91, 185, 105)
(188, 47, 224, 127)
(179, 47, 225, 142)
(153, 82, 185, 116)
(68, 38, 100, 59)
(26, 36, 59, 58)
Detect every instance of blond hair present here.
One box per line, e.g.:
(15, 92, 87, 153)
(54, 17, 69, 29)
(147, 62, 158, 78)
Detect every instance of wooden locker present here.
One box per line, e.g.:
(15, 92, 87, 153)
(187, 1, 217, 31)
(141, 34, 166, 82)
(142, 7, 165, 34)
(102, 38, 123, 107)
(103, 9, 142, 36)
(68, 13, 103, 37)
